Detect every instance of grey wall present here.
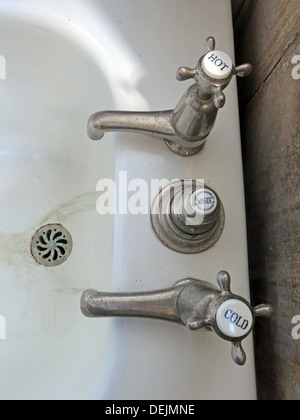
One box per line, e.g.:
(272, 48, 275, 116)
(232, 0, 300, 400)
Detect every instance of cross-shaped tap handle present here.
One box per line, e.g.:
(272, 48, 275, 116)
(176, 37, 252, 109)
(189, 271, 274, 366)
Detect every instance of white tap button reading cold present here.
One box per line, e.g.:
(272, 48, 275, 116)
(216, 299, 253, 338)
(190, 189, 218, 216)
(202, 50, 233, 80)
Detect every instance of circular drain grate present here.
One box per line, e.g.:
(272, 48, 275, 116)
(31, 224, 73, 267)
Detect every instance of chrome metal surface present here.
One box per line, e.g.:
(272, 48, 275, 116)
(31, 224, 73, 267)
(88, 37, 252, 156)
(81, 271, 273, 366)
(164, 140, 205, 157)
(151, 180, 225, 254)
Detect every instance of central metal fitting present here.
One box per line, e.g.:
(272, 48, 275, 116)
(151, 180, 225, 254)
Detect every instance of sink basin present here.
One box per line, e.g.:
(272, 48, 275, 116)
(0, 0, 257, 400)
(0, 1, 116, 400)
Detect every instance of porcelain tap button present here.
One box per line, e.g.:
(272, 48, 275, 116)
(216, 299, 253, 338)
(202, 50, 233, 79)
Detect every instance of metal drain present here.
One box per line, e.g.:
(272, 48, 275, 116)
(31, 224, 73, 267)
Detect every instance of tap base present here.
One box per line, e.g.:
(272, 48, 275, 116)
(165, 140, 206, 156)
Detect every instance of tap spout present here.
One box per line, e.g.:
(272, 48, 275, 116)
(80, 278, 217, 326)
(88, 110, 178, 143)
(81, 285, 184, 323)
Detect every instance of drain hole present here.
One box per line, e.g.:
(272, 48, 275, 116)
(53, 231, 62, 240)
(37, 246, 47, 252)
(39, 236, 47, 245)
(57, 246, 66, 255)
(43, 250, 52, 260)
(31, 224, 73, 267)
(56, 239, 68, 245)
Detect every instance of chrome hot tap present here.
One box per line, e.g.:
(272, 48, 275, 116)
(87, 37, 252, 156)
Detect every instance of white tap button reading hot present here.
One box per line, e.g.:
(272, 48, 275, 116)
(202, 50, 233, 80)
(216, 299, 253, 339)
(190, 189, 218, 216)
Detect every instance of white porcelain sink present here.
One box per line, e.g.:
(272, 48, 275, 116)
(0, 0, 257, 400)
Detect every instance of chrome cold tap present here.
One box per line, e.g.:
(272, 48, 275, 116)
(81, 271, 273, 366)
